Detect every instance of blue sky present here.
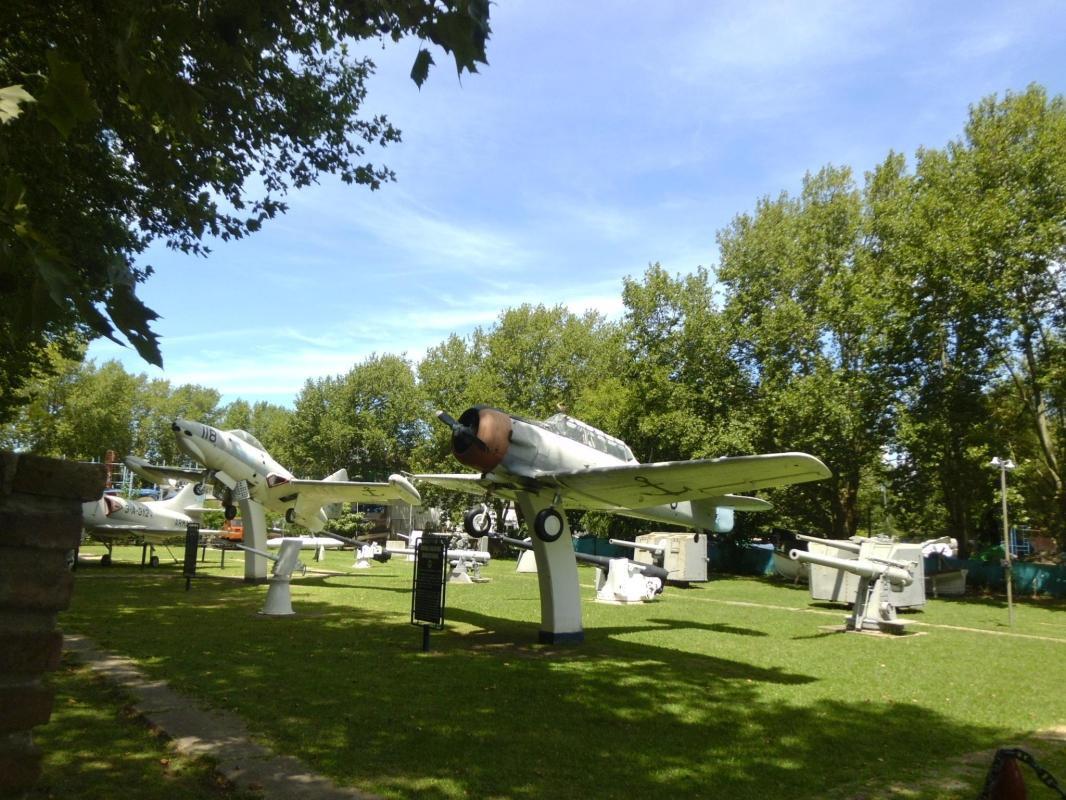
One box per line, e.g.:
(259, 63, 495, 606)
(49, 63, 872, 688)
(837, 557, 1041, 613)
(87, 0, 1066, 407)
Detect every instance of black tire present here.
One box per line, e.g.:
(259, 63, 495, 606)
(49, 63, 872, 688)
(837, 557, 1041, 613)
(224, 504, 238, 521)
(285, 508, 297, 524)
(193, 482, 206, 496)
(149, 555, 160, 568)
(463, 507, 492, 538)
(100, 553, 112, 567)
(533, 508, 565, 543)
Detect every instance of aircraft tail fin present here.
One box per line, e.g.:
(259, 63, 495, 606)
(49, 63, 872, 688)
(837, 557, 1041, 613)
(159, 481, 207, 516)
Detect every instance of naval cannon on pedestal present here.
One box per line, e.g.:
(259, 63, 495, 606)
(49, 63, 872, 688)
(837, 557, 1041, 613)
(789, 546, 917, 634)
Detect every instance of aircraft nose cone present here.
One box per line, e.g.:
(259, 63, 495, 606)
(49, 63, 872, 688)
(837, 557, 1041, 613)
(172, 419, 204, 460)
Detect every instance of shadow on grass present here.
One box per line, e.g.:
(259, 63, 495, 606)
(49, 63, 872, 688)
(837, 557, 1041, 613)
(61, 568, 1019, 800)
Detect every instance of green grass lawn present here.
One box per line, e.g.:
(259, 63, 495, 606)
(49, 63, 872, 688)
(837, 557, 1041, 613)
(28, 655, 253, 800)
(58, 544, 1066, 799)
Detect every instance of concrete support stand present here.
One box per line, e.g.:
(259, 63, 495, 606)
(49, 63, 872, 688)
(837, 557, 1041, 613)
(238, 498, 268, 583)
(515, 493, 583, 644)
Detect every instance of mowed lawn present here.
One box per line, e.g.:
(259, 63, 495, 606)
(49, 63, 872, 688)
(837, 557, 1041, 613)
(55, 544, 1066, 800)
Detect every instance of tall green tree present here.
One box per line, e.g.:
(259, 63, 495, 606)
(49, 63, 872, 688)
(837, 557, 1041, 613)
(619, 265, 755, 463)
(870, 86, 1066, 549)
(289, 354, 424, 480)
(718, 166, 896, 537)
(1, 0, 490, 419)
(476, 304, 619, 420)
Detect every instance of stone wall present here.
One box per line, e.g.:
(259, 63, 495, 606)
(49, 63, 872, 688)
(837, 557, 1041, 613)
(0, 452, 104, 796)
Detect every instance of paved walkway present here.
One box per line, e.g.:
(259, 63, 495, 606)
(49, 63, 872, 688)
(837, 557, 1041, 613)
(63, 634, 378, 800)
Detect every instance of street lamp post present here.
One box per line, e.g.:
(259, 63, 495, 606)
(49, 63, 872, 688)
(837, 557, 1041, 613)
(989, 457, 1016, 627)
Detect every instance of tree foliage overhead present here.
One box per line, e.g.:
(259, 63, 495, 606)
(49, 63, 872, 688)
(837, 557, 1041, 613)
(0, 0, 490, 416)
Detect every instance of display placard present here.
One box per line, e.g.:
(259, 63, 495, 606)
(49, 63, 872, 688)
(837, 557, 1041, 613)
(183, 523, 201, 590)
(411, 535, 448, 629)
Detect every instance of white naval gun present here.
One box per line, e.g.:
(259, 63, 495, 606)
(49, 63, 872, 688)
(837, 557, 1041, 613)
(237, 538, 306, 616)
(789, 545, 917, 634)
(610, 533, 709, 584)
(796, 533, 929, 610)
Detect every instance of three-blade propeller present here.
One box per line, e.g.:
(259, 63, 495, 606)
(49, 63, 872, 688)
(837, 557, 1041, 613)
(436, 410, 488, 453)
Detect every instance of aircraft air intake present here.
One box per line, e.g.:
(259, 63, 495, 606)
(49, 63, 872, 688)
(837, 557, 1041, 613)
(436, 406, 511, 472)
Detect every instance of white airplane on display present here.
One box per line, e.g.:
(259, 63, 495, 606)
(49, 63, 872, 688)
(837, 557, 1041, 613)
(82, 481, 207, 566)
(415, 405, 832, 643)
(125, 418, 421, 532)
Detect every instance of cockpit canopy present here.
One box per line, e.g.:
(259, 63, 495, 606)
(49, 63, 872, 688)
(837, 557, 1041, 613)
(539, 414, 636, 463)
(228, 429, 264, 450)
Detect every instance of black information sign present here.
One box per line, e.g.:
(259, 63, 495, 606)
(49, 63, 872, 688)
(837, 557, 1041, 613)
(183, 523, 200, 590)
(411, 535, 448, 629)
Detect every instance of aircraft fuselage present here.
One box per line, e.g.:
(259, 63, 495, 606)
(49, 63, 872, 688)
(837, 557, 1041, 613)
(172, 418, 292, 506)
(494, 415, 733, 533)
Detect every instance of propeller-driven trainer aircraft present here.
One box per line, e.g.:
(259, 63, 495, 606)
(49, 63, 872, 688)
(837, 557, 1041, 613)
(82, 481, 206, 566)
(125, 419, 421, 532)
(416, 406, 831, 643)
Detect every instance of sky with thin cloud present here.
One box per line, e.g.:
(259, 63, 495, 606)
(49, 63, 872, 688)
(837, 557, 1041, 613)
(86, 0, 1066, 406)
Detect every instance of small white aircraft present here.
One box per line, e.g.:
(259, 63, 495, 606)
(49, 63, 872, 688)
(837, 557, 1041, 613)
(125, 418, 421, 532)
(418, 407, 830, 540)
(415, 406, 831, 642)
(82, 481, 206, 566)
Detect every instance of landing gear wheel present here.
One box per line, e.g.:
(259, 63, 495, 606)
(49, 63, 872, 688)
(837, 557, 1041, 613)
(224, 504, 237, 521)
(100, 553, 112, 567)
(463, 507, 492, 538)
(533, 508, 565, 543)
(149, 555, 160, 568)
(693, 532, 701, 543)
(193, 482, 206, 496)
(285, 508, 297, 524)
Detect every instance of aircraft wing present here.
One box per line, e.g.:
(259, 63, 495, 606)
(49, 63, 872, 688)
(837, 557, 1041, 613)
(124, 456, 201, 486)
(705, 494, 774, 512)
(410, 473, 497, 497)
(269, 474, 421, 508)
(85, 522, 151, 531)
(540, 453, 830, 511)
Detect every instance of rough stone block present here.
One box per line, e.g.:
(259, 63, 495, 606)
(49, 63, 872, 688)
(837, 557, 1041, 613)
(0, 498, 83, 550)
(0, 630, 63, 676)
(8, 453, 106, 502)
(0, 550, 74, 612)
(0, 731, 43, 794)
(0, 609, 57, 635)
(0, 684, 54, 734)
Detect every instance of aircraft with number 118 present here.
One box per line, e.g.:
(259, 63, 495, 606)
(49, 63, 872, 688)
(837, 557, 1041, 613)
(125, 418, 420, 532)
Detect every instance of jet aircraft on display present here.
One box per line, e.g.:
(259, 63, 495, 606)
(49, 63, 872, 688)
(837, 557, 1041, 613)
(125, 419, 421, 532)
(415, 406, 831, 643)
(82, 480, 206, 566)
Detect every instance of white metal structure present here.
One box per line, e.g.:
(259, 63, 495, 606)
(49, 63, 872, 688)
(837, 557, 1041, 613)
(416, 405, 831, 643)
(126, 418, 420, 581)
(82, 481, 206, 566)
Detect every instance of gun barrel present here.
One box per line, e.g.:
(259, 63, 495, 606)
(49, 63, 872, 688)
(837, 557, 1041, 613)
(608, 538, 665, 554)
(236, 544, 278, 562)
(795, 533, 862, 553)
(789, 549, 912, 586)
(321, 531, 358, 547)
(494, 534, 669, 582)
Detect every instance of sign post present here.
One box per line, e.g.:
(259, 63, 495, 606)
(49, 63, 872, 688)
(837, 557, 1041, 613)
(183, 523, 200, 591)
(411, 534, 448, 651)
